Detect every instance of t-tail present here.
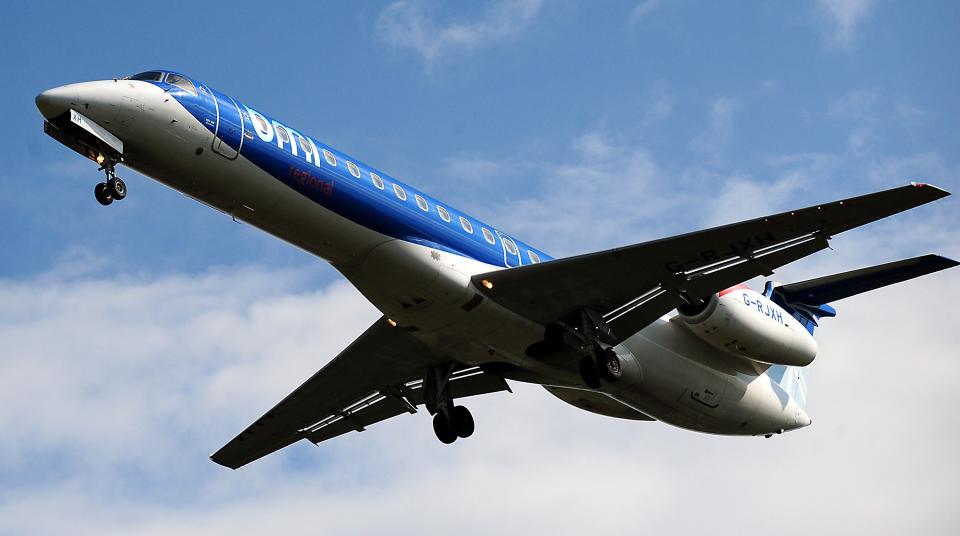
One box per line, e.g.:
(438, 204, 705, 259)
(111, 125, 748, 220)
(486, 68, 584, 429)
(762, 254, 958, 409)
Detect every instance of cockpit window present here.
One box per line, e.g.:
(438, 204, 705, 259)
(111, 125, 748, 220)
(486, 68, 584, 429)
(129, 71, 164, 82)
(165, 73, 197, 95)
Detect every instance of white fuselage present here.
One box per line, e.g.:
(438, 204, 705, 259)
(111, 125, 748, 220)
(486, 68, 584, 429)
(38, 78, 812, 437)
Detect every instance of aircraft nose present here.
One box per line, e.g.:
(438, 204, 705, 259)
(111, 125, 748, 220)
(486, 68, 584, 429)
(35, 85, 79, 119)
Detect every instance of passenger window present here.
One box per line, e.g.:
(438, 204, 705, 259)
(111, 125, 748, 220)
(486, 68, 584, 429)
(393, 184, 407, 201)
(437, 206, 451, 222)
(277, 126, 290, 143)
(322, 149, 337, 166)
(347, 162, 361, 178)
(459, 217, 473, 233)
(371, 172, 385, 190)
(527, 250, 541, 264)
(298, 137, 312, 154)
(415, 195, 429, 211)
(503, 237, 519, 255)
(481, 228, 496, 244)
(165, 73, 197, 95)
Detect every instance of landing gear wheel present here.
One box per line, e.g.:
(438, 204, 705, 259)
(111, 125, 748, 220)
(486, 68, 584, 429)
(579, 356, 601, 389)
(452, 406, 475, 438)
(433, 412, 458, 444)
(600, 347, 623, 382)
(95, 182, 113, 206)
(108, 177, 126, 200)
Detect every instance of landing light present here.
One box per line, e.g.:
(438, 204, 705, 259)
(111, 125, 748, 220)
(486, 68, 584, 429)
(96, 154, 105, 164)
(481, 279, 494, 290)
(386, 318, 397, 327)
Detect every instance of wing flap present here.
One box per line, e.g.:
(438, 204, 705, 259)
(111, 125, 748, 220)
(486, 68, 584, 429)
(304, 394, 414, 444)
(604, 232, 830, 338)
(301, 367, 510, 445)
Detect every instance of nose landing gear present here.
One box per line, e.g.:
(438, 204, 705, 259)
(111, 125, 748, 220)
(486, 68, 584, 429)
(94, 161, 126, 206)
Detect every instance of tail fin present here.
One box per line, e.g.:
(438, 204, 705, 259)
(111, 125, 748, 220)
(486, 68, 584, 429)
(764, 254, 957, 410)
(766, 254, 958, 334)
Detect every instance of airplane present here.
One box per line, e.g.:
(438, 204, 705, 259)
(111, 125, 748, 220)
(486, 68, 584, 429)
(35, 70, 957, 470)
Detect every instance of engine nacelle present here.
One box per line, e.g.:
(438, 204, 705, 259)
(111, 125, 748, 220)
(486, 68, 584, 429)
(676, 287, 818, 366)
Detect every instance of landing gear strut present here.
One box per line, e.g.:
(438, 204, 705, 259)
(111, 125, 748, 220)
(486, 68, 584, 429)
(95, 161, 126, 206)
(424, 364, 475, 444)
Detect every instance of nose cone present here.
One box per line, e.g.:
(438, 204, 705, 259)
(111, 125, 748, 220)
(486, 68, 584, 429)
(35, 84, 79, 119)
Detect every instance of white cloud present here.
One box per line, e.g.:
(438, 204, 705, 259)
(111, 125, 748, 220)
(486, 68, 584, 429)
(866, 152, 951, 187)
(824, 89, 929, 158)
(376, 0, 544, 67)
(0, 263, 378, 480)
(701, 173, 805, 227)
(827, 88, 881, 120)
(472, 130, 671, 255)
(1, 249, 958, 534)
(639, 82, 675, 126)
(828, 88, 926, 126)
(815, 0, 878, 49)
(688, 96, 740, 164)
(627, 0, 661, 26)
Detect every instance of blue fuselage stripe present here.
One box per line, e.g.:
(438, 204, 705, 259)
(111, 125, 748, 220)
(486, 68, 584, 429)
(162, 77, 552, 268)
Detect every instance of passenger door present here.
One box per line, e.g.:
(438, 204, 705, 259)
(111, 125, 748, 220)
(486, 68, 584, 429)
(210, 88, 244, 160)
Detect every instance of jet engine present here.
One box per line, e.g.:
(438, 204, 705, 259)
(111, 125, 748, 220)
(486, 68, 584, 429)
(675, 287, 817, 366)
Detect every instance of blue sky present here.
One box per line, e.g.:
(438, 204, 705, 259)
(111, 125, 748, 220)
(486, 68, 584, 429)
(2, 1, 959, 534)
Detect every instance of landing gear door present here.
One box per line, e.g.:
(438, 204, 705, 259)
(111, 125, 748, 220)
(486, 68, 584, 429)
(210, 89, 244, 160)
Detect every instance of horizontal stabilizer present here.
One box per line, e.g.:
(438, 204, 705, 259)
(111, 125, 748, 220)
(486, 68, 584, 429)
(775, 254, 958, 306)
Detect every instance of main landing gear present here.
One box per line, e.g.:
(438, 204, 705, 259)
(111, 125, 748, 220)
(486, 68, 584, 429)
(94, 161, 126, 206)
(579, 344, 623, 389)
(432, 405, 474, 444)
(529, 309, 624, 390)
(424, 364, 476, 444)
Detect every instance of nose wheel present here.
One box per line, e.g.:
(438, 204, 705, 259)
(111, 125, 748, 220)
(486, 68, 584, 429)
(94, 162, 127, 206)
(94, 182, 113, 206)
